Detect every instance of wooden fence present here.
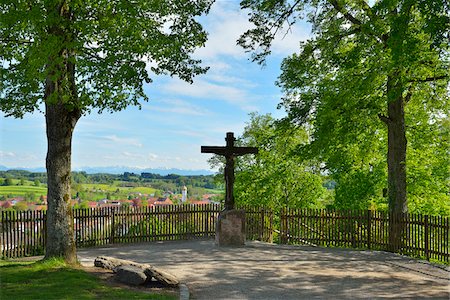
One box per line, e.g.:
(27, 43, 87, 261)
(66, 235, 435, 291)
(1, 205, 273, 258)
(1, 207, 448, 263)
(280, 208, 449, 263)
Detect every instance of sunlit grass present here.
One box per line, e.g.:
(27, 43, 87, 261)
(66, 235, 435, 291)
(0, 185, 47, 197)
(81, 183, 157, 195)
(0, 258, 176, 300)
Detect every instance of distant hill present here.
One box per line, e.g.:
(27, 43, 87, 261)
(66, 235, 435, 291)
(0, 165, 216, 176)
(75, 166, 216, 176)
(0, 165, 46, 173)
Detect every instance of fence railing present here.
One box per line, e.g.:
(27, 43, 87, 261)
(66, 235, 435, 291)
(1, 207, 448, 263)
(1, 205, 273, 258)
(280, 208, 449, 263)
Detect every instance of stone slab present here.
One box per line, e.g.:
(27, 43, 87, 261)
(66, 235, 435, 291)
(114, 265, 147, 285)
(215, 209, 246, 246)
(144, 267, 179, 287)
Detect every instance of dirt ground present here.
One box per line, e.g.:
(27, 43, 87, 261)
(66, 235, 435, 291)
(77, 240, 450, 300)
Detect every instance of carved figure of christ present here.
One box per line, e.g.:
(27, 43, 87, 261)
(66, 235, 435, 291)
(201, 132, 258, 210)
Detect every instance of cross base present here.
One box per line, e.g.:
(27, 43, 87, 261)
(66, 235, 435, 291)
(215, 209, 246, 247)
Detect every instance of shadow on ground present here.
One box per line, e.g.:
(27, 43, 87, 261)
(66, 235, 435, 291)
(78, 240, 449, 300)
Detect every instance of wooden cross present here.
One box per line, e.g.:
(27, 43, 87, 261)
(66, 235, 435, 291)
(201, 132, 258, 210)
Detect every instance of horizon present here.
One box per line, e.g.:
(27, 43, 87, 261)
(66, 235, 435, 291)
(0, 165, 217, 176)
(0, 1, 310, 171)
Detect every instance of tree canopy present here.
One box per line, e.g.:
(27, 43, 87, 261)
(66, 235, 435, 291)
(239, 0, 449, 215)
(1, 0, 213, 117)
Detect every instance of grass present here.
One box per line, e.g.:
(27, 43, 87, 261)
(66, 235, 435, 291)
(81, 183, 157, 195)
(0, 185, 47, 197)
(0, 258, 176, 300)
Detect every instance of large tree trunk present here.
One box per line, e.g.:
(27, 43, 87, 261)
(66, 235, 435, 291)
(387, 96, 407, 214)
(384, 75, 408, 252)
(45, 101, 80, 264)
(43, 0, 80, 264)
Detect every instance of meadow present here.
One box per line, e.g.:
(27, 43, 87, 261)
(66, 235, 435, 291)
(81, 183, 157, 195)
(0, 185, 47, 197)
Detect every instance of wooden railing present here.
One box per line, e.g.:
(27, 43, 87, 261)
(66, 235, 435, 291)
(1, 205, 273, 258)
(280, 208, 449, 263)
(1, 207, 448, 264)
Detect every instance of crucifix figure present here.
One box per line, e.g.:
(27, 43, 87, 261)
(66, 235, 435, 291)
(201, 132, 258, 210)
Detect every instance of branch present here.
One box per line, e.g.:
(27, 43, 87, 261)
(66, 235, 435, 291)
(328, 0, 362, 26)
(0, 38, 33, 45)
(328, 0, 388, 46)
(404, 86, 413, 103)
(378, 114, 390, 124)
(408, 75, 448, 83)
(267, 0, 303, 42)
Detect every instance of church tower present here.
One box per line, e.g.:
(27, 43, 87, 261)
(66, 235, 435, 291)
(181, 186, 187, 203)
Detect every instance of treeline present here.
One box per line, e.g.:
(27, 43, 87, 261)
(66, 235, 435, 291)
(0, 170, 47, 184)
(0, 170, 220, 191)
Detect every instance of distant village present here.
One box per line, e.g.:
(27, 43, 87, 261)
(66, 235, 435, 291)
(1, 186, 221, 211)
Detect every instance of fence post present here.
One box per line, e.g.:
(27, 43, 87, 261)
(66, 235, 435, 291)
(280, 208, 286, 244)
(260, 208, 264, 241)
(424, 215, 429, 261)
(1, 211, 5, 258)
(367, 210, 372, 250)
(110, 208, 115, 245)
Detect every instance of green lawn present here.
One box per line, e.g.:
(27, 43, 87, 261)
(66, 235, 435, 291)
(0, 259, 176, 300)
(0, 185, 47, 197)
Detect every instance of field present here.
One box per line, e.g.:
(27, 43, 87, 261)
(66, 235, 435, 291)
(0, 185, 47, 197)
(82, 183, 157, 195)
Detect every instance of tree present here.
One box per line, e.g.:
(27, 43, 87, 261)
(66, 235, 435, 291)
(4, 178, 13, 186)
(239, 0, 449, 216)
(1, 0, 213, 263)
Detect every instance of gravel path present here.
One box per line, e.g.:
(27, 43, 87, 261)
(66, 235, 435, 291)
(77, 240, 449, 299)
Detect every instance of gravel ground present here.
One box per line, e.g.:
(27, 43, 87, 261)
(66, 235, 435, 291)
(77, 240, 449, 299)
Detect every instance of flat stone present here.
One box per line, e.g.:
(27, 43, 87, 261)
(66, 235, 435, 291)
(144, 267, 179, 287)
(94, 256, 151, 272)
(215, 209, 246, 246)
(114, 265, 148, 285)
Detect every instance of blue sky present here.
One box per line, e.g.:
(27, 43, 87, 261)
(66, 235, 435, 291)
(0, 1, 310, 171)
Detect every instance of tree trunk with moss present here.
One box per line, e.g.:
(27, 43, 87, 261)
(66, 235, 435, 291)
(45, 101, 80, 263)
(44, 1, 80, 263)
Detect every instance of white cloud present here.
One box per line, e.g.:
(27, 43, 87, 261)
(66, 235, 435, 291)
(161, 78, 258, 112)
(195, 2, 252, 59)
(102, 135, 143, 147)
(0, 151, 16, 158)
(145, 99, 211, 116)
(195, 1, 309, 61)
(148, 153, 159, 161)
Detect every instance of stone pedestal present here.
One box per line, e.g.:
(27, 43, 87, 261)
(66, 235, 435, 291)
(215, 209, 246, 246)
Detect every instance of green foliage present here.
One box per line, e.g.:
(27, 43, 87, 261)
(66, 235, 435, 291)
(4, 178, 13, 186)
(0, 0, 214, 117)
(214, 113, 329, 210)
(13, 201, 28, 211)
(239, 0, 449, 215)
(0, 259, 176, 299)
